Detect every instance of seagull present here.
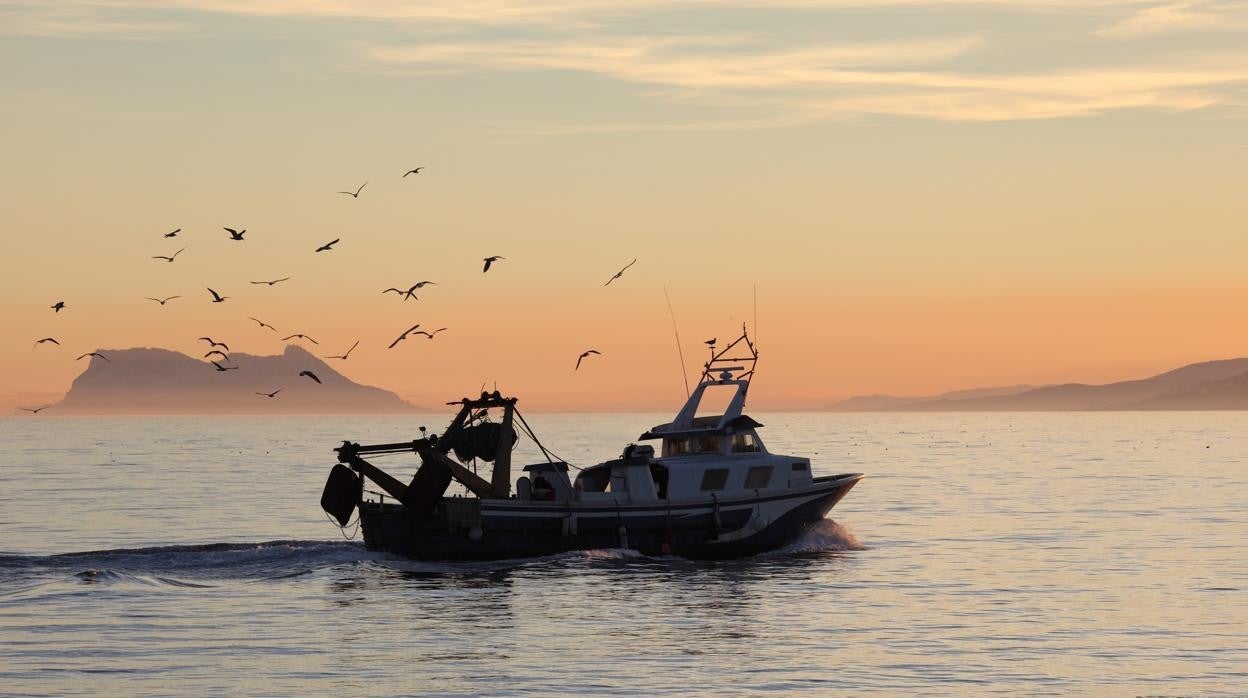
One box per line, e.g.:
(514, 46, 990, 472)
(207, 288, 229, 303)
(483, 256, 505, 273)
(19, 406, 51, 414)
(51, 301, 66, 312)
(604, 258, 637, 286)
(383, 282, 434, 301)
(324, 340, 359, 360)
(255, 389, 282, 398)
(224, 227, 246, 241)
(338, 182, 368, 198)
(575, 349, 601, 371)
(315, 239, 340, 252)
(250, 277, 290, 286)
(77, 352, 110, 362)
(204, 350, 229, 361)
(413, 327, 447, 340)
(34, 337, 60, 348)
(387, 324, 421, 349)
(403, 167, 424, 177)
(146, 296, 180, 305)
(164, 228, 181, 238)
(211, 361, 238, 372)
(705, 338, 716, 346)
(283, 334, 319, 345)
(198, 337, 229, 351)
(248, 317, 277, 331)
(299, 370, 322, 384)
(152, 248, 185, 263)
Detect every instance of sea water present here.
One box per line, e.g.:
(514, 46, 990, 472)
(0, 413, 1245, 695)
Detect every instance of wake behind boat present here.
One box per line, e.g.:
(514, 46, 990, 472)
(319, 329, 863, 560)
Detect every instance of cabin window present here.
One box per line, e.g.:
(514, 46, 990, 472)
(744, 466, 773, 489)
(699, 468, 729, 491)
(791, 462, 807, 471)
(666, 436, 722, 456)
(577, 466, 611, 492)
(731, 433, 760, 453)
(696, 435, 721, 454)
(665, 438, 691, 456)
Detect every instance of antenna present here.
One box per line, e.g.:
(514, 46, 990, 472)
(753, 283, 758, 349)
(663, 286, 691, 397)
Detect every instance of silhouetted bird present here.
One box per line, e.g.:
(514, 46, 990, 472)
(315, 239, 339, 252)
(575, 349, 601, 371)
(204, 350, 229, 361)
(146, 296, 180, 305)
(164, 228, 181, 238)
(256, 389, 282, 398)
(387, 324, 421, 349)
(51, 301, 66, 313)
(250, 277, 290, 286)
(337, 182, 367, 198)
(403, 167, 424, 177)
(299, 370, 322, 384)
(207, 288, 229, 303)
(283, 333, 318, 345)
(604, 259, 637, 286)
(224, 227, 246, 241)
(325, 340, 359, 360)
(152, 247, 185, 263)
(211, 361, 238, 372)
(198, 337, 229, 351)
(705, 338, 716, 347)
(414, 328, 447, 339)
(34, 337, 60, 348)
(19, 406, 51, 414)
(248, 317, 277, 331)
(77, 352, 110, 362)
(483, 256, 505, 273)
(383, 281, 434, 300)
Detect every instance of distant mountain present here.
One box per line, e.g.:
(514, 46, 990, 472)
(829, 385, 1039, 411)
(53, 345, 418, 414)
(832, 358, 1248, 411)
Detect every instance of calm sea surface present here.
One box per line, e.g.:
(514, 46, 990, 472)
(1, 412, 1245, 695)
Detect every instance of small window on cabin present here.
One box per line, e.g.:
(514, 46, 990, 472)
(695, 435, 721, 454)
(731, 434, 760, 453)
(700, 468, 729, 491)
(791, 462, 808, 471)
(665, 438, 692, 456)
(744, 466, 772, 489)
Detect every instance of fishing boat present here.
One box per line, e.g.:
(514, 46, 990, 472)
(319, 329, 863, 560)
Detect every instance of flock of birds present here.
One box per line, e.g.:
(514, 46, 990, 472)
(19, 168, 642, 414)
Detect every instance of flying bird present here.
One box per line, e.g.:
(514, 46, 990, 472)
(19, 406, 51, 414)
(283, 334, 319, 345)
(34, 337, 60, 348)
(207, 288, 229, 303)
(383, 281, 435, 300)
(604, 258, 637, 286)
(198, 337, 229, 351)
(77, 352, 110, 362)
(224, 227, 246, 241)
(387, 324, 421, 349)
(51, 301, 66, 313)
(337, 182, 368, 198)
(164, 228, 181, 238)
(204, 350, 229, 361)
(250, 277, 290, 286)
(152, 248, 185, 263)
(483, 256, 505, 273)
(255, 389, 282, 398)
(299, 370, 322, 384)
(325, 340, 359, 360)
(146, 296, 180, 306)
(211, 361, 238, 372)
(575, 349, 601, 371)
(414, 327, 448, 339)
(403, 167, 424, 177)
(248, 317, 277, 331)
(315, 238, 340, 252)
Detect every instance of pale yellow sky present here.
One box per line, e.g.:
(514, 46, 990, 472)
(2, 0, 1247, 411)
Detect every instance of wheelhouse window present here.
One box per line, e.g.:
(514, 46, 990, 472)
(699, 468, 729, 491)
(730, 433, 760, 453)
(665, 435, 723, 456)
(576, 466, 611, 493)
(744, 465, 773, 489)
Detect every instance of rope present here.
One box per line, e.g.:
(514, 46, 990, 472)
(514, 409, 583, 471)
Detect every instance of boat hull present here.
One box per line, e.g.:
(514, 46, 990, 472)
(358, 474, 862, 561)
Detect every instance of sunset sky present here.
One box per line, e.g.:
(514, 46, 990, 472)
(2, 0, 1247, 412)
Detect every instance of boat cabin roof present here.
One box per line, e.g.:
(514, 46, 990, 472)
(639, 414, 763, 440)
(523, 462, 569, 472)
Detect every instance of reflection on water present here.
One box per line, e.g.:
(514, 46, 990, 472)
(1, 412, 1246, 694)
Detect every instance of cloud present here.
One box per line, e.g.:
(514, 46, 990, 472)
(1093, 0, 1248, 37)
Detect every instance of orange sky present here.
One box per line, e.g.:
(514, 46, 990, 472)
(3, 1, 1247, 412)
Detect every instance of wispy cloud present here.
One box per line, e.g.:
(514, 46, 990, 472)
(1092, 0, 1247, 37)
